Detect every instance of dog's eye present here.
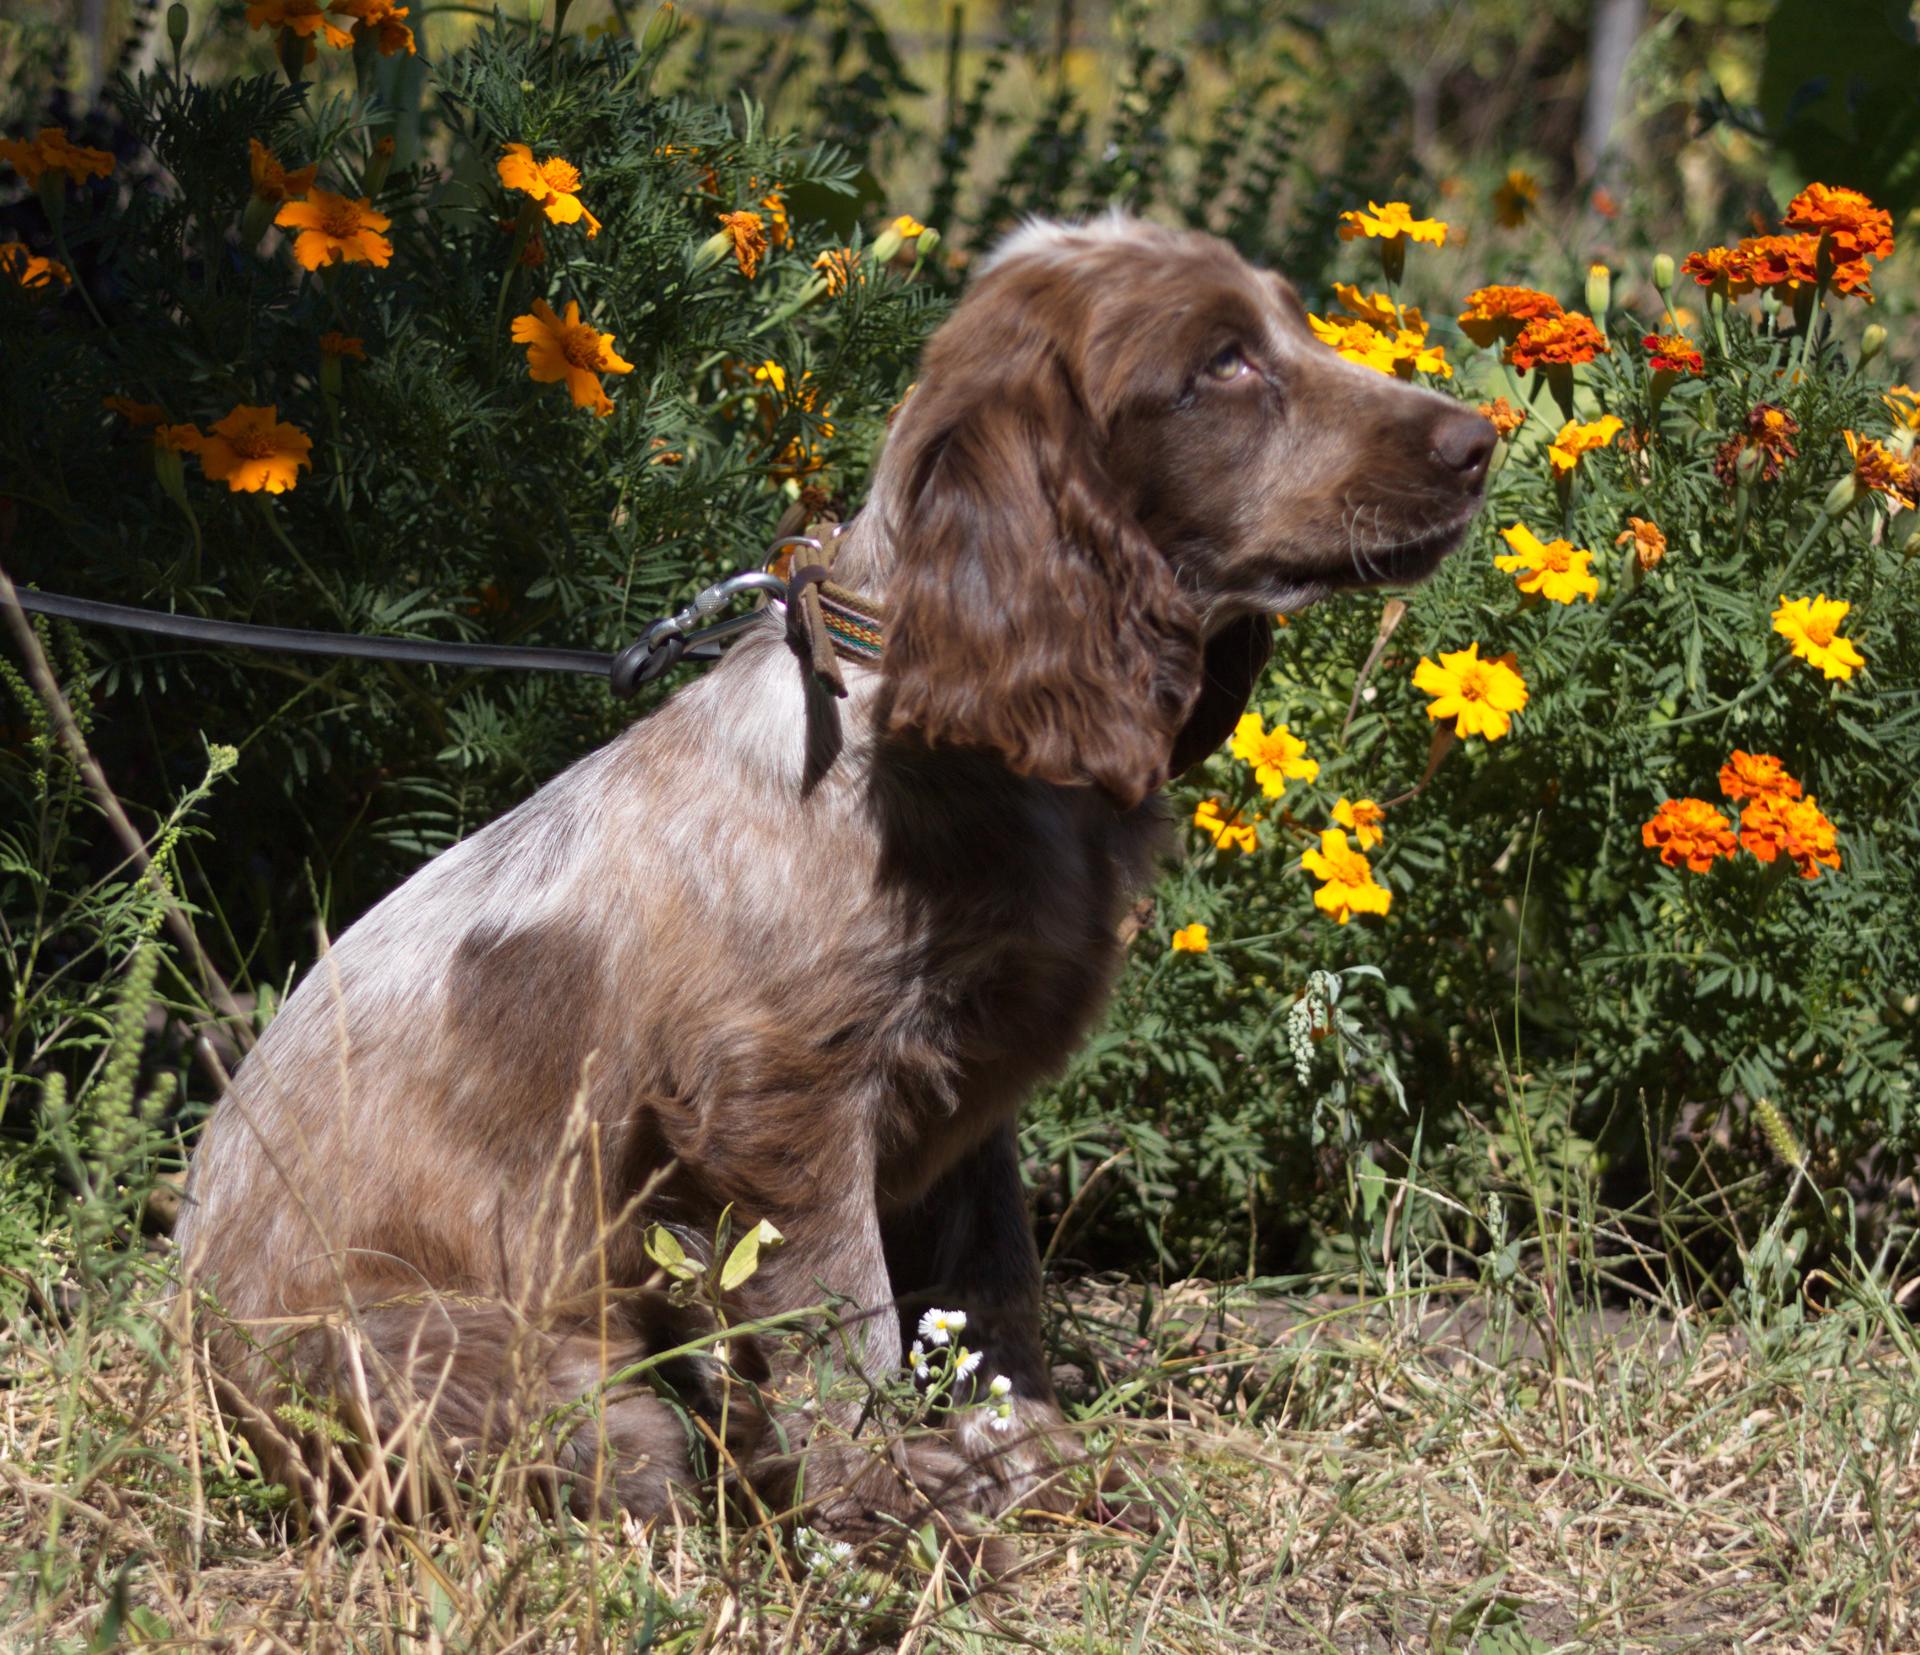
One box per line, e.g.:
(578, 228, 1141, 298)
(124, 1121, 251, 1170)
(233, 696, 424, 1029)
(1205, 346, 1250, 382)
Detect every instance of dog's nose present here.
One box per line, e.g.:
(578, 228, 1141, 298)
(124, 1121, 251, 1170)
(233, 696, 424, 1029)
(1431, 407, 1497, 485)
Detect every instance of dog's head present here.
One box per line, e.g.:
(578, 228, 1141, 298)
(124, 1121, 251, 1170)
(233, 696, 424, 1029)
(875, 215, 1493, 808)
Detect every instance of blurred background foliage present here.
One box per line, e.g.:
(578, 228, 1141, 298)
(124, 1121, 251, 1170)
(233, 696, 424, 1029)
(2, 0, 1917, 1298)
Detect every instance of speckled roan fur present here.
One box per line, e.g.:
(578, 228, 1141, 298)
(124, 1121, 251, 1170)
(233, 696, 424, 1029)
(175, 216, 1492, 1537)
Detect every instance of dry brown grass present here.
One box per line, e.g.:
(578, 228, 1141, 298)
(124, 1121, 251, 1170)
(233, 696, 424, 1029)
(5, 1242, 1917, 1655)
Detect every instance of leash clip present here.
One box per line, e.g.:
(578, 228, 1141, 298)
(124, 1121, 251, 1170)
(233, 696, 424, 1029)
(608, 570, 790, 698)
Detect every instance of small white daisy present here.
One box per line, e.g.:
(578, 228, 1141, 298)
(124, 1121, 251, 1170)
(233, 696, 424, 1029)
(988, 1374, 1012, 1399)
(917, 1307, 966, 1346)
(908, 1340, 930, 1381)
(953, 1346, 982, 1382)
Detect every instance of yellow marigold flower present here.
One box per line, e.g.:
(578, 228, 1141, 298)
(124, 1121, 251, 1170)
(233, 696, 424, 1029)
(274, 188, 392, 270)
(0, 126, 115, 188)
(1412, 642, 1528, 742)
(319, 330, 365, 358)
(1301, 829, 1392, 925)
(193, 405, 312, 493)
(153, 422, 203, 454)
(1718, 750, 1801, 804)
(1615, 516, 1667, 571)
(1842, 429, 1915, 510)
(1772, 594, 1865, 681)
(328, 0, 414, 56)
(1329, 282, 1401, 328)
(1337, 200, 1447, 247)
(1477, 397, 1526, 437)
(892, 214, 927, 238)
(1641, 797, 1737, 873)
(1170, 923, 1210, 954)
(1884, 385, 1920, 432)
(717, 210, 768, 278)
(1496, 523, 1599, 604)
(0, 241, 72, 290)
(1307, 309, 1450, 381)
(812, 247, 861, 296)
(246, 0, 352, 52)
(103, 396, 166, 427)
(1332, 797, 1385, 851)
(1230, 712, 1319, 797)
(1193, 797, 1259, 855)
(1547, 414, 1623, 478)
(1492, 168, 1538, 228)
(511, 298, 634, 418)
(248, 139, 316, 204)
(497, 144, 601, 238)
(1739, 793, 1840, 880)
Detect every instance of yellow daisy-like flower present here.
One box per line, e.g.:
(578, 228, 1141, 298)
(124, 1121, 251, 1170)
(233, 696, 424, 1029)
(327, 0, 415, 56)
(497, 143, 601, 238)
(1170, 923, 1210, 954)
(1336, 200, 1448, 248)
(1412, 642, 1529, 741)
(0, 126, 115, 189)
(1300, 829, 1392, 925)
(1842, 429, 1916, 511)
(0, 240, 72, 290)
(1495, 523, 1599, 604)
(1771, 595, 1865, 682)
(192, 405, 312, 494)
(248, 138, 317, 205)
(1193, 797, 1259, 855)
(511, 298, 635, 418)
(717, 210, 768, 278)
(274, 187, 393, 270)
(1332, 797, 1386, 851)
(1230, 712, 1319, 797)
(1884, 385, 1920, 432)
(892, 214, 927, 238)
(1547, 414, 1623, 479)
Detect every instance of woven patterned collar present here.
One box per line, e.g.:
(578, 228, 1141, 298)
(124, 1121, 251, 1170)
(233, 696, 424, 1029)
(813, 580, 885, 664)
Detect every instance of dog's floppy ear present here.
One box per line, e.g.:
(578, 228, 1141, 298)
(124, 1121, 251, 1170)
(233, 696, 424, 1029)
(879, 365, 1203, 809)
(1167, 615, 1274, 779)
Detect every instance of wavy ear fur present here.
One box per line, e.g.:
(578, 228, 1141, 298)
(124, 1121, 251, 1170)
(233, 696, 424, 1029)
(879, 368, 1203, 809)
(1166, 615, 1274, 779)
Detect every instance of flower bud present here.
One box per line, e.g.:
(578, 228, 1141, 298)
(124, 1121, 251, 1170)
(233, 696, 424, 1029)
(1903, 525, 1920, 561)
(1585, 262, 1611, 318)
(694, 229, 733, 271)
(641, 2, 679, 52)
(1734, 443, 1765, 488)
(166, 3, 189, 51)
(870, 225, 904, 265)
(1861, 322, 1887, 364)
(527, 0, 545, 23)
(363, 133, 395, 197)
(153, 443, 190, 513)
(277, 24, 307, 84)
(320, 353, 343, 400)
(1650, 252, 1674, 293)
(914, 224, 940, 259)
(1823, 472, 1860, 515)
(240, 192, 277, 246)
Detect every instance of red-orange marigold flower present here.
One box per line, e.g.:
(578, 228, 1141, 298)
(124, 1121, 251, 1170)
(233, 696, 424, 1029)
(1718, 750, 1802, 804)
(1739, 793, 1840, 880)
(1456, 285, 1563, 348)
(1643, 332, 1703, 375)
(1736, 232, 1875, 299)
(1476, 396, 1526, 437)
(1783, 183, 1894, 264)
(1843, 429, 1917, 510)
(1642, 797, 1737, 873)
(1507, 311, 1608, 370)
(1680, 245, 1754, 299)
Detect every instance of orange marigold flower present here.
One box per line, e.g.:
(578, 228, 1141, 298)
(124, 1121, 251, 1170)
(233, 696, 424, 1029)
(319, 330, 365, 359)
(1193, 797, 1259, 855)
(1231, 712, 1319, 796)
(103, 396, 166, 427)
(1332, 796, 1386, 851)
(1337, 201, 1448, 247)
(1507, 311, 1608, 370)
(1643, 332, 1703, 375)
(248, 138, 316, 204)
(717, 210, 768, 278)
(510, 298, 635, 418)
(1739, 793, 1840, 880)
(1615, 516, 1667, 571)
(760, 186, 789, 247)
(1476, 396, 1526, 437)
(1680, 245, 1754, 299)
(153, 423, 203, 454)
(1842, 429, 1916, 510)
(497, 143, 601, 237)
(0, 240, 72, 290)
(1882, 385, 1920, 432)
(274, 187, 392, 270)
(0, 126, 115, 188)
(1169, 922, 1210, 954)
(193, 404, 312, 493)
(1300, 829, 1392, 924)
(1736, 232, 1875, 299)
(1412, 642, 1528, 742)
(327, 0, 415, 56)
(1718, 750, 1802, 804)
(1457, 285, 1563, 348)
(1492, 169, 1538, 228)
(245, 0, 352, 51)
(1772, 594, 1865, 681)
(1642, 798, 1737, 873)
(812, 247, 861, 296)
(1496, 523, 1599, 603)
(1783, 183, 1894, 264)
